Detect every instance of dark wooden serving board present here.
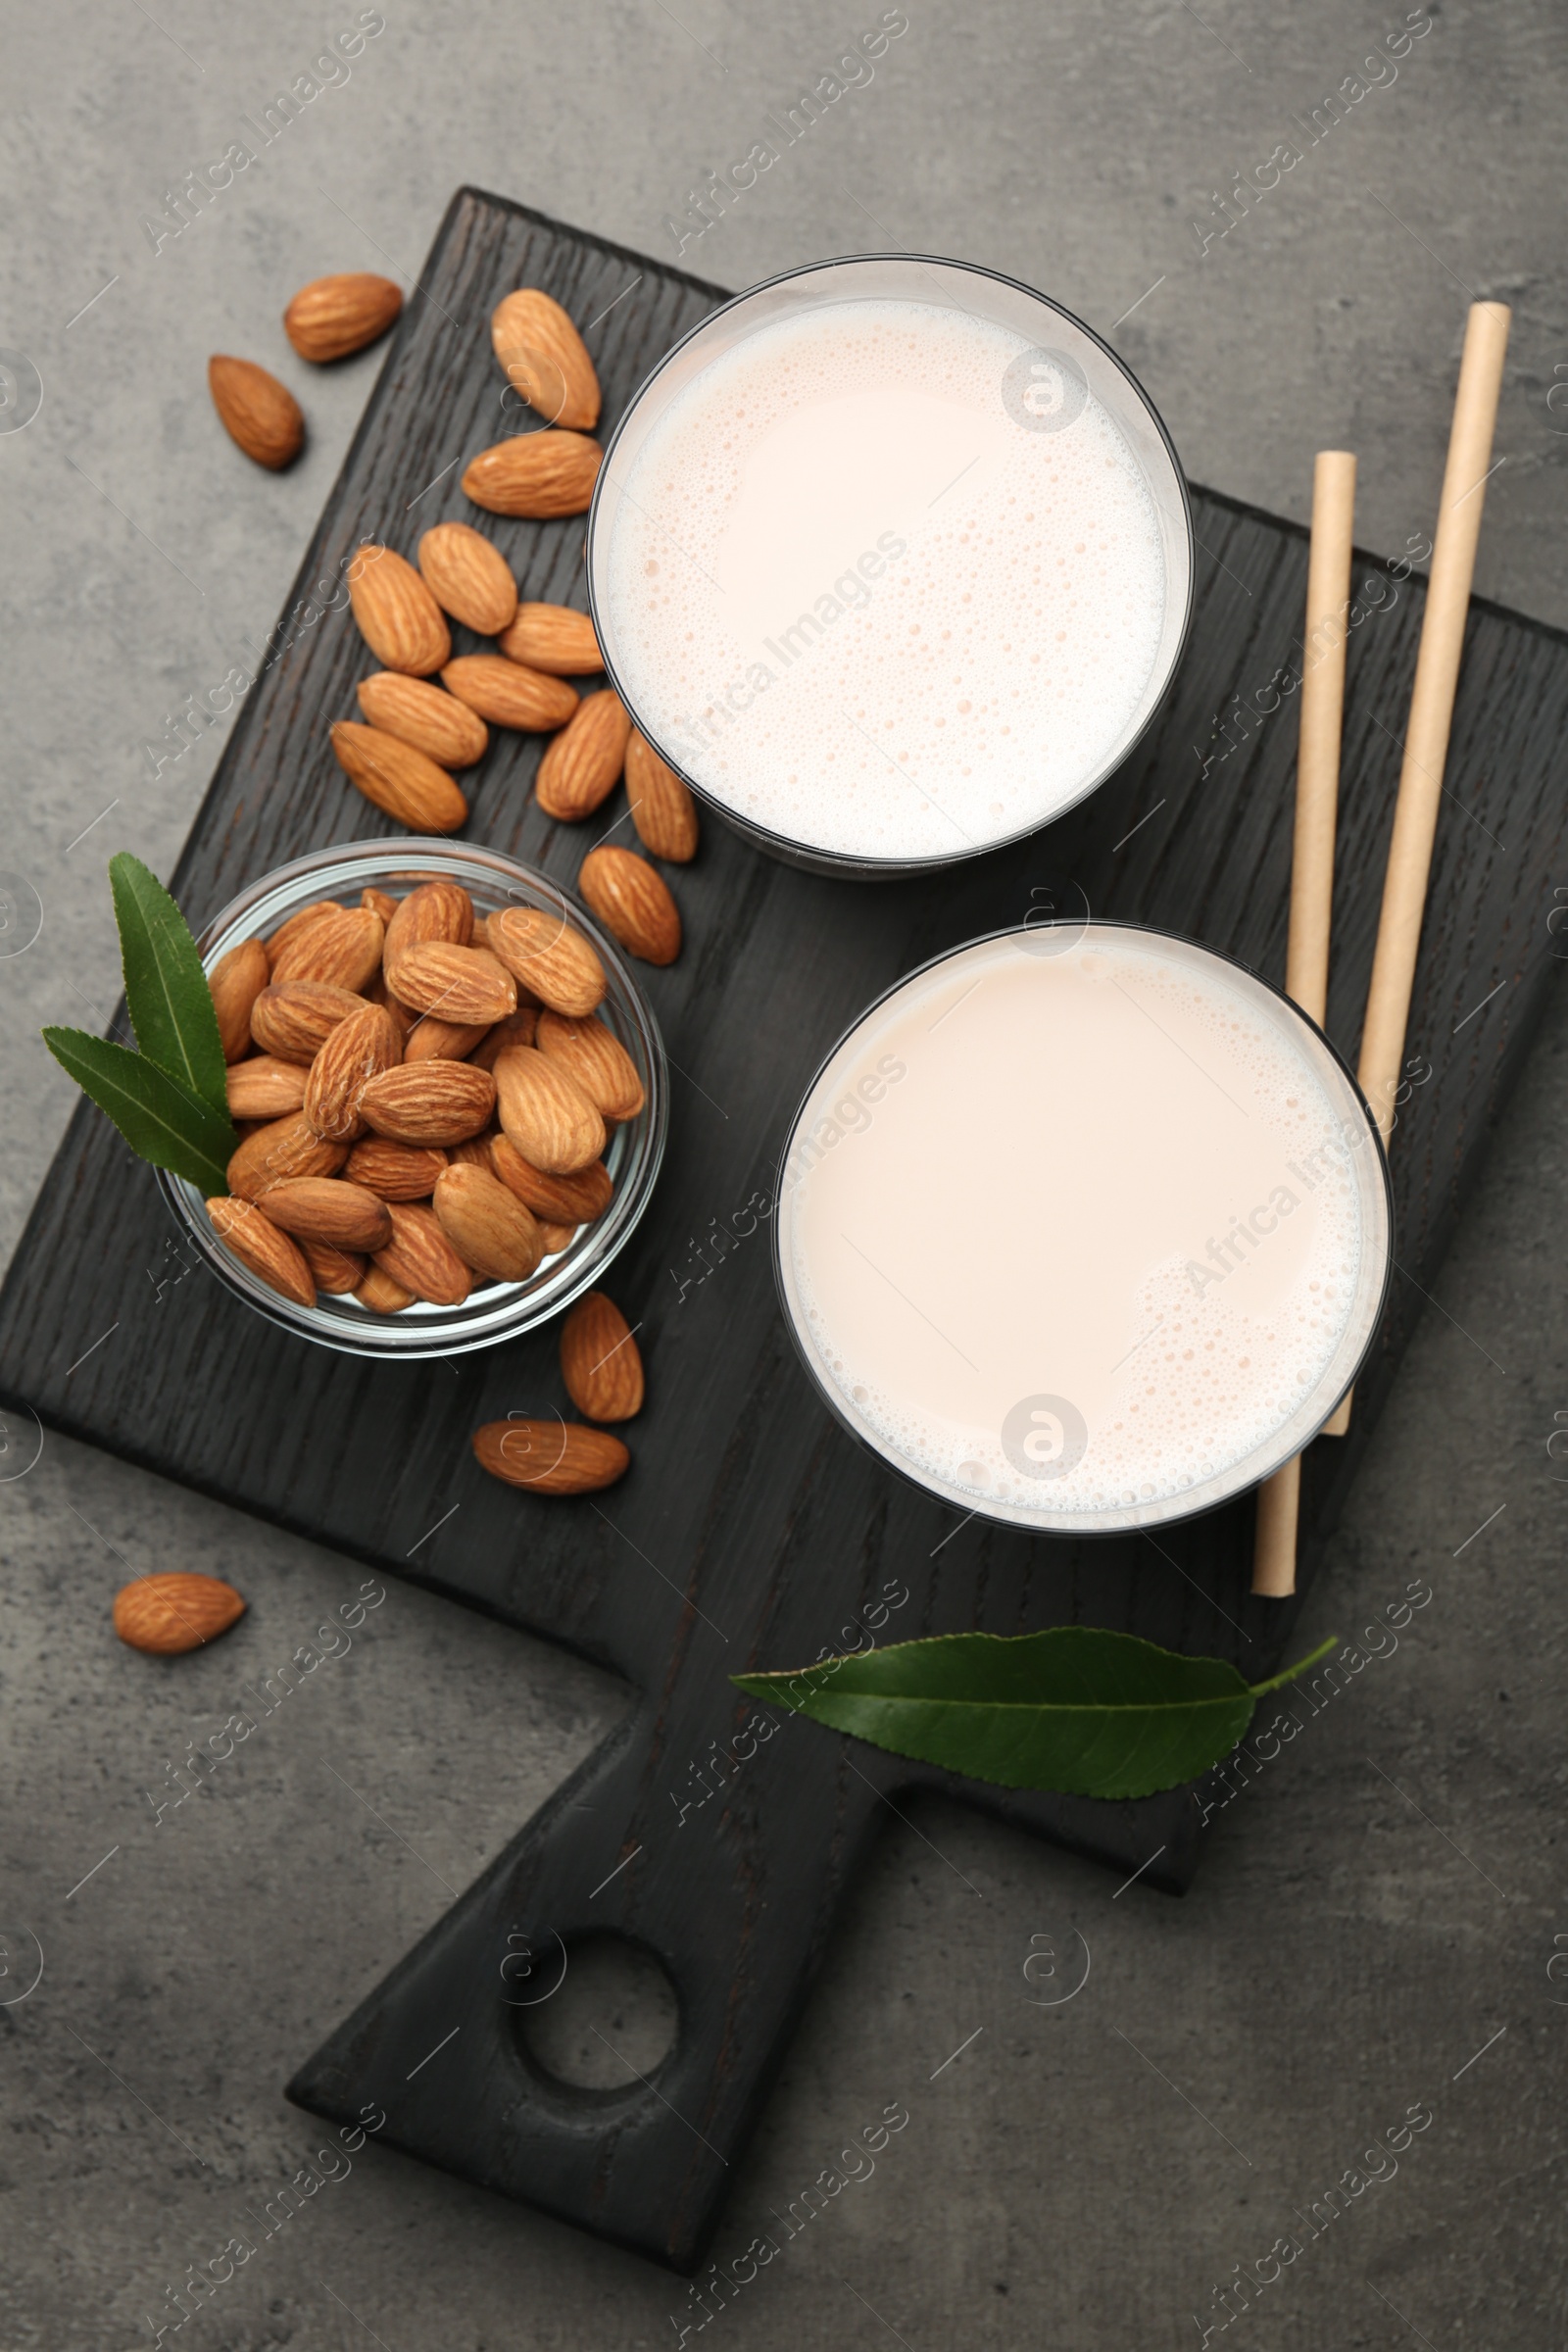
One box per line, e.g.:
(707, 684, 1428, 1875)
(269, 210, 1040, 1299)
(2, 191, 1564, 2271)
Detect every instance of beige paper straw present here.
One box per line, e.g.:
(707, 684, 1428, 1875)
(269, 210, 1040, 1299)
(1322, 299, 1510, 1442)
(1252, 452, 1357, 1598)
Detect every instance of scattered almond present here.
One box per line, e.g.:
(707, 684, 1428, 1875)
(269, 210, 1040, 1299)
(355, 1263, 416, 1313)
(499, 603, 602, 675)
(626, 731, 700, 862)
(226, 1055, 309, 1121)
(467, 1006, 539, 1069)
(489, 1136, 614, 1226)
(299, 1237, 367, 1294)
(114, 1571, 247, 1656)
(433, 1163, 545, 1283)
(270, 904, 384, 993)
(330, 721, 467, 834)
(206, 1193, 317, 1302)
(210, 937, 270, 1061)
(490, 289, 601, 430)
(561, 1291, 644, 1421)
(535, 691, 631, 822)
(440, 655, 578, 732)
(284, 272, 402, 362)
(488, 906, 607, 1016)
(578, 847, 681, 965)
(372, 1201, 473, 1305)
(226, 1113, 351, 1201)
(249, 981, 368, 1065)
(348, 547, 451, 675)
(358, 1060, 497, 1147)
(462, 430, 603, 517)
(494, 1047, 605, 1175)
(208, 356, 304, 470)
(417, 521, 517, 633)
(536, 1009, 645, 1120)
(357, 672, 488, 769)
(472, 1417, 629, 1495)
(303, 1000, 402, 1141)
(344, 1138, 448, 1200)
(385, 941, 516, 1026)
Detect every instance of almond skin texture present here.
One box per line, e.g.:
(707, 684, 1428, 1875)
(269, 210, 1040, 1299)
(207, 1193, 318, 1302)
(344, 1138, 448, 1200)
(499, 603, 603, 675)
(355, 1263, 416, 1313)
(467, 1006, 539, 1070)
(417, 521, 517, 633)
(210, 937, 270, 1061)
(488, 906, 606, 1017)
(626, 731, 700, 862)
(561, 1292, 645, 1421)
(535, 691, 631, 822)
(209, 356, 304, 469)
(448, 1130, 500, 1169)
(490, 289, 601, 430)
(284, 272, 402, 362)
(386, 941, 516, 1025)
(404, 1014, 491, 1064)
(357, 672, 488, 768)
(362, 886, 400, 924)
(358, 1061, 497, 1147)
(270, 905, 384, 992)
(578, 848, 681, 966)
(256, 1177, 393, 1253)
(372, 1201, 473, 1305)
(299, 1238, 366, 1295)
(537, 1220, 579, 1255)
(441, 656, 578, 733)
(114, 1571, 247, 1655)
(489, 1135, 614, 1225)
(536, 1010, 646, 1120)
(472, 1417, 628, 1495)
(226, 1113, 351, 1201)
(249, 981, 368, 1066)
(348, 547, 451, 675)
(384, 879, 473, 962)
(330, 722, 467, 834)
(462, 431, 603, 518)
(303, 1001, 402, 1141)
(367, 972, 418, 1037)
(433, 1163, 545, 1283)
(226, 1055, 309, 1121)
(265, 900, 342, 971)
(494, 1048, 605, 1175)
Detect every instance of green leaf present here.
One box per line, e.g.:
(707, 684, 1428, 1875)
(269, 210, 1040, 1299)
(733, 1627, 1338, 1801)
(109, 852, 228, 1119)
(43, 1027, 235, 1196)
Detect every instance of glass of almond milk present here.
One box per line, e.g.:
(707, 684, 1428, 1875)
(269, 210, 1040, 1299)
(587, 255, 1193, 874)
(775, 924, 1392, 1533)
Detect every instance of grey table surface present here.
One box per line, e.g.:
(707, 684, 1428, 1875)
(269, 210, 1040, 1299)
(2, 5, 1566, 2347)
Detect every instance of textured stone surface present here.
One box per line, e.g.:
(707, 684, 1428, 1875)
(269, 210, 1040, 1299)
(1, 4, 1564, 2345)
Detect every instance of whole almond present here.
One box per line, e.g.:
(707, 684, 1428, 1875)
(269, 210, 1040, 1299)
(207, 1193, 317, 1302)
(270, 904, 384, 992)
(284, 272, 402, 362)
(579, 848, 681, 966)
(488, 906, 606, 1016)
(330, 721, 467, 834)
(257, 1177, 393, 1253)
(561, 1292, 644, 1421)
(114, 1570, 247, 1656)
(498, 603, 603, 676)
(404, 1015, 491, 1064)
(386, 941, 517, 1025)
(537, 1220, 579, 1255)
(299, 1237, 366, 1294)
(226, 1055, 309, 1121)
(355, 1263, 416, 1313)
(303, 1001, 402, 1141)
(344, 1138, 449, 1200)
(535, 691, 631, 822)
(441, 656, 578, 732)
(467, 1006, 539, 1070)
(384, 879, 473, 962)
(372, 1201, 473, 1306)
(266, 901, 342, 971)
(626, 731, 700, 862)
(489, 1135, 614, 1226)
(209, 356, 304, 470)
(357, 672, 488, 768)
(417, 521, 517, 633)
(210, 937, 270, 1061)
(490, 289, 601, 430)
(358, 1061, 497, 1147)
(362, 886, 400, 923)
(536, 1009, 645, 1120)
(226, 1113, 351, 1200)
(462, 431, 603, 518)
(493, 1047, 605, 1175)
(472, 1417, 628, 1495)
(249, 981, 368, 1065)
(348, 547, 451, 675)
(433, 1163, 545, 1283)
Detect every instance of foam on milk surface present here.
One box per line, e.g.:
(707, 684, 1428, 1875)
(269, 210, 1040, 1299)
(784, 937, 1369, 1521)
(604, 300, 1166, 859)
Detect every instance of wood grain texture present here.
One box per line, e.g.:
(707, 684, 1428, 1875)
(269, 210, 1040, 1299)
(0, 191, 1563, 2271)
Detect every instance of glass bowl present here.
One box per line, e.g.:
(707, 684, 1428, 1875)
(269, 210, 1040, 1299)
(158, 839, 668, 1359)
(773, 921, 1393, 1535)
(586, 251, 1195, 878)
